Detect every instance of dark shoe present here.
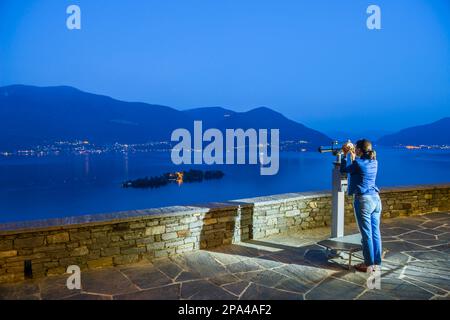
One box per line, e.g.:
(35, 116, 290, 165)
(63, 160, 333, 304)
(354, 263, 368, 272)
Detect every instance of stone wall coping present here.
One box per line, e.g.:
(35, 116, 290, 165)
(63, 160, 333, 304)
(234, 183, 450, 206)
(234, 191, 332, 206)
(0, 202, 251, 235)
(1, 183, 448, 235)
(380, 183, 450, 193)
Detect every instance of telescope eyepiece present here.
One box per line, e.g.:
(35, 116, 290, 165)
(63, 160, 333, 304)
(318, 140, 350, 155)
(318, 146, 333, 153)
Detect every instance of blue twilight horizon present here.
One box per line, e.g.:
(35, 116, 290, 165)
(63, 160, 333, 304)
(0, 0, 449, 135)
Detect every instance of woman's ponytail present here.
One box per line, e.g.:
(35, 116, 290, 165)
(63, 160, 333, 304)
(366, 149, 376, 160)
(356, 139, 376, 160)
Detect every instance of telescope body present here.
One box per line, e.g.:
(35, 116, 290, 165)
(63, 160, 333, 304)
(317, 140, 342, 156)
(331, 157, 347, 238)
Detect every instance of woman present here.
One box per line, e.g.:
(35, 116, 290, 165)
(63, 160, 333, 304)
(341, 139, 382, 273)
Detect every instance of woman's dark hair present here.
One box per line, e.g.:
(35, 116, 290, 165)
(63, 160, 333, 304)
(356, 139, 376, 160)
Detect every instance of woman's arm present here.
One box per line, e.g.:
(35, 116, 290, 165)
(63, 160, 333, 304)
(340, 152, 358, 174)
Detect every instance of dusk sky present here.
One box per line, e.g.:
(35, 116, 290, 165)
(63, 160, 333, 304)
(0, 0, 449, 134)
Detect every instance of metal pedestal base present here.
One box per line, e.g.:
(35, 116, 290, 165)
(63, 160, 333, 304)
(317, 233, 362, 270)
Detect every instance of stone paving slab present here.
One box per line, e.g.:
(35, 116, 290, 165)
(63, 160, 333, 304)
(0, 212, 449, 300)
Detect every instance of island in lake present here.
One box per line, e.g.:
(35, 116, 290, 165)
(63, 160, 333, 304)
(122, 169, 225, 189)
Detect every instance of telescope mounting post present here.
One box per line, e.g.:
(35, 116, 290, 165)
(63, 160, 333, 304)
(331, 153, 347, 238)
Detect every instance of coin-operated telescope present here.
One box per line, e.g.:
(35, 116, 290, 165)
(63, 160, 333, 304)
(318, 140, 349, 238)
(317, 140, 362, 269)
(318, 140, 342, 156)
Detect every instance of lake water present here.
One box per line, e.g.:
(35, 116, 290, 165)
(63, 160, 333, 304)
(1, 147, 450, 222)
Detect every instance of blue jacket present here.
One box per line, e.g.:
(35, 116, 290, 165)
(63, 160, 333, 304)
(340, 155, 380, 196)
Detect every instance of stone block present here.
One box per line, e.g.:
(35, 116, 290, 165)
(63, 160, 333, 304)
(123, 232, 142, 240)
(129, 222, 146, 229)
(33, 244, 66, 253)
(0, 273, 24, 283)
(165, 240, 184, 248)
(308, 201, 318, 209)
(217, 216, 234, 223)
(146, 220, 159, 227)
(203, 218, 218, 226)
(176, 243, 194, 253)
(166, 225, 188, 232)
(135, 237, 155, 245)
(180, 216, 198, 224)
(189, 221, 203, 228)
(87, 257, 113, 269)
(177, 230, 191, 238)
(101, 247, 121, 256)
(71, 246, 89, 257)
(0, 240, 13, 251)
(145, 225, 166, 236)
(300, 212, 310, 219)
(14, 236, 45, 248)
(265, 228, 279, 236)
(66, 242, 80, 249)
(206, 239, 222, 247)
(114, 254, 139, 265)
(59, 257, 87, 267)
(47, 232, 70, 244)
(91, 231, 108, 238)
(44, 261, 60, 268)
(146, 242, 165, 251)
(223, 238, 233, 245)
(47, 267, 66, 276)
(265, 209, 279, 216)
(161, 232, 177, 241)
(70, 231, 91, 241)
(0, 250, 17, 259)
(154, 248, 175, 258)
(120, 247, 146, 255)
(110, 235, 121, 242)
(183, 236, 198, 244)
(285, 209, 300, 217)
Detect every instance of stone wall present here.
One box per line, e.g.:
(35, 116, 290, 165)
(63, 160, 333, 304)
(0, 204, 253, 283)
(0, 184, 449, 283)
(245, 184, 450, 239)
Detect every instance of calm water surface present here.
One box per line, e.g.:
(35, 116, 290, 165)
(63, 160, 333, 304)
(1, 147, 449, 222)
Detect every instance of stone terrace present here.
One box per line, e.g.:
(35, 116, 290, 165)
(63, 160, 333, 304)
(0, 212, 448, 300)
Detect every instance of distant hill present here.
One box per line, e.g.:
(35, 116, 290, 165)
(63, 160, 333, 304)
(183, 107, 237, 128)
(0, 85, 330, 149)
(326, 129, 394, 142)
(184, 106, 330, 143)
(0, 85, 188, 149)
(377, 117, 450, 146)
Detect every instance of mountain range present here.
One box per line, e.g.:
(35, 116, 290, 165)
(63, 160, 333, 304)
(0, 85, 448, 150)
(0, 85, 331, 149)
(377, 117, 450, 146)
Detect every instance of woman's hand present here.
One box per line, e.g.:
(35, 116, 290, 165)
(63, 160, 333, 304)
(349, 149, 356, 161)
(342, 142, 354, 157)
